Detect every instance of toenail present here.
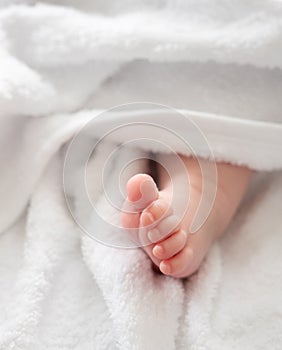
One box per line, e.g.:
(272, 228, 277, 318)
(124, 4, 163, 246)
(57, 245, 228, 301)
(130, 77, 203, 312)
(141, 179, 158, 195)
(153, 245, 164, 257)
(160, 261, 171, 275)
(180, 229, 188, 239)
(148, 228, 160, 242)
(143, 212, 154, 224)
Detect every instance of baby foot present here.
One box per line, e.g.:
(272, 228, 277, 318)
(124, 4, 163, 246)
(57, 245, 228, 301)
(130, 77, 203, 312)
(121, 159, 252, 278)
(121, 174, 203, 278)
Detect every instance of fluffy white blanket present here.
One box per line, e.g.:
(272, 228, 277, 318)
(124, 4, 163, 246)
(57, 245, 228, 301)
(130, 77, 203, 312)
(0, 1, 282, 350)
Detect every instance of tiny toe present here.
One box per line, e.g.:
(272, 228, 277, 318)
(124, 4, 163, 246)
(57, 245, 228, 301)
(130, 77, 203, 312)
(143, 244, 162, 267)
(159, 246, 194, 277)
(140, 198, 172, 227)
(140, 211, 155, 227)
(148, 215, 181, 243)
(152, 230, 187, 260)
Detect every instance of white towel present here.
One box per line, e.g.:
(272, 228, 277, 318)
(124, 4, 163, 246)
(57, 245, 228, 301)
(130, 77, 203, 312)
(0, 1, 282, 350)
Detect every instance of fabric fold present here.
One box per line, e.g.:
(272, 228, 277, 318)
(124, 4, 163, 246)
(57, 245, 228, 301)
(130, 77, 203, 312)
(1, 1, 282, 349)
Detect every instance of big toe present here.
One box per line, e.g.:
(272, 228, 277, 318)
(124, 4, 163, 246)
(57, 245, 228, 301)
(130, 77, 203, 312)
(126, 174, 158, 210)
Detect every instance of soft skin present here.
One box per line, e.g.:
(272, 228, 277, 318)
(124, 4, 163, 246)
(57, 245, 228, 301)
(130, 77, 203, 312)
(121, 155, 252, 278)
